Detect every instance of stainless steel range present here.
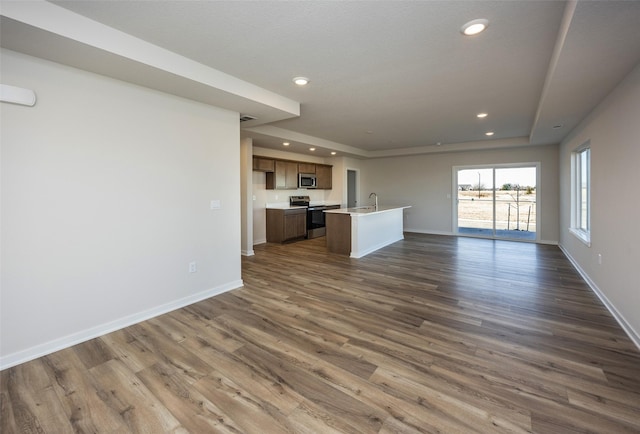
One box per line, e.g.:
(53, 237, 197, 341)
(289, 196, 341, 239)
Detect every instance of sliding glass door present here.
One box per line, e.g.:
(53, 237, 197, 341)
(455, 165, 538, 241)
(456, 168, 494, 237)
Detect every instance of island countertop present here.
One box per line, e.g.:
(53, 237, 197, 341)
(324, 205, 411, 215)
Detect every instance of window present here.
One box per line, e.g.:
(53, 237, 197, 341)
(571, 143, 590, 245)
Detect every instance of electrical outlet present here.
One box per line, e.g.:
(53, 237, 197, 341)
(189, 261, 197, 273)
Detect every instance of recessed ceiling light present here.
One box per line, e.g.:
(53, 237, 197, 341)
(331, 151, 337, 155)
(293, 77, 309, 86)
(309, 147, 316, 151)
(283, 142, 290, 146)
(461, 19, 489, 36)
(485, 131, 495, 136)
(477, 113, 488, 118)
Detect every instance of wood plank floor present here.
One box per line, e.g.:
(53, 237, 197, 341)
(2, 233, 640, 433)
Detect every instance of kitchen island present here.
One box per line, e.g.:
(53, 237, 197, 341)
(324, 206, 410, 258)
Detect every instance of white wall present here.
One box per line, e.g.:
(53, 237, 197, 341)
(1, 49, 242, 368)
(250, 145, 559, 245)
(559, 62, 640, 345)
(361, 145, 560, 243)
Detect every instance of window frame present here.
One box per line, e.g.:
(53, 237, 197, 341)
(452, 163, 539, 242)
(570, 142, 591, 246)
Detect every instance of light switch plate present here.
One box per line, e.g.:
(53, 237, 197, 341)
(210, 200, 221, 209)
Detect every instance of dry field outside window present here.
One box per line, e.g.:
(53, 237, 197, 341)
(458, 190, 537, 232)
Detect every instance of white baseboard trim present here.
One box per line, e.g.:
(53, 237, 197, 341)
(539, 239, 559, 245)
(253, 238, 266, 245)
(559, 245, 640, 351)
(0, 279, 243, 370)
(241, 249, 255, 256)
(405, 229, 558, 245)
(404, 229, 454, 236)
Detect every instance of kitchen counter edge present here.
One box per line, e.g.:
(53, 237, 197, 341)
(324, 205, 411, 216)
(265, 203, 342, 210)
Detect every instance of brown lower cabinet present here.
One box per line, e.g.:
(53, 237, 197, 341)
(325, 213, 351, 255)
(266, 208, 307, 243)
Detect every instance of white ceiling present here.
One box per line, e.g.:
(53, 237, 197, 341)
(3, 1, 640, 158)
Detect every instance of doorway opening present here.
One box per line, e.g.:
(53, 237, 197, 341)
(454, 164, 538, 241)
(347, 169, 358, 208)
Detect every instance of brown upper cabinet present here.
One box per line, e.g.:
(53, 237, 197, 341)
(298, 163, 316, 174)
(266, 160, 298, 190)
(253, 156, 275, 172)
(316, 164, 332, 189)
(254, 156, 333, 190)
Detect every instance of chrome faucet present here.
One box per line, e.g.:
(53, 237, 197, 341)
(369, 192, 378, 209)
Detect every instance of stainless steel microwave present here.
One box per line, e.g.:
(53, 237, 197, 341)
(299, 173, 317, 188)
